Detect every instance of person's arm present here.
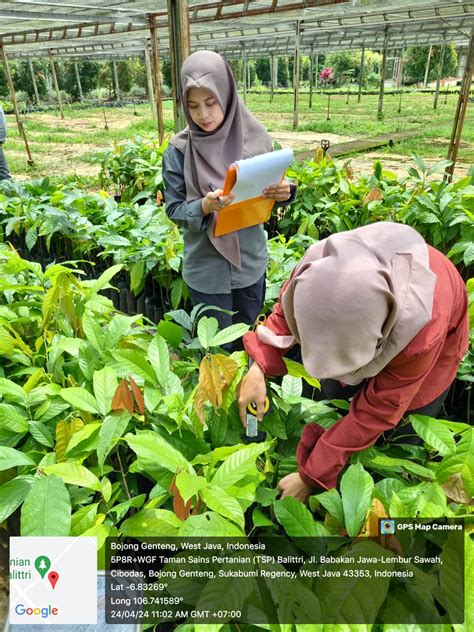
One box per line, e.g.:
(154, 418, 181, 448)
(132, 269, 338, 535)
(162, 146, 234, 232)
(297, 339, 445, 490)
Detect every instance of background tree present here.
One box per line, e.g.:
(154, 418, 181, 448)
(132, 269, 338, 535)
(63, 61, 100, 100)
(255, 57, 270, 85)
(404, 44, 458, 84)
(277, 56, 290, 87)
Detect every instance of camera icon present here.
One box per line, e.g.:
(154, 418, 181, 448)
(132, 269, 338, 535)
(380, 519, 395, 535)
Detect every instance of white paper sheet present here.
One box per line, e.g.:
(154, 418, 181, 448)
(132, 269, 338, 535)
(229, 148, 294, 203)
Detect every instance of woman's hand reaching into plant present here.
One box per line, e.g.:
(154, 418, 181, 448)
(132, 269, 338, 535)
(278, 472, 312, 503)
(237, 362, 267, 427)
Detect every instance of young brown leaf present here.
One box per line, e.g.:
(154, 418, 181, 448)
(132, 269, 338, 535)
(441, 473, 473, 505)
(111, 379, 134, 414)
(360, 498, 387, 537)
(128, 375, 145, 415)
(363, 187, 383, 205)
(173, 490, 192, 521)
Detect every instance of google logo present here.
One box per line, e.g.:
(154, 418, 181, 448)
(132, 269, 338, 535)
(14, 604, 59, 618)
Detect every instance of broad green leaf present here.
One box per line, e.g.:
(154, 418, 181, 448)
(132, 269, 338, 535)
(0, 476, 35, 523)
(340, 463, 374, 536)
(197, 316, 219, 349)
(157, 319, 183, 348)
(125, 430, 192, 474)
(440, 532, 464, 623)
(209, 323, 249, 348)
(252, 506, 275, 528)
(176, 471, 207, 503)
(0, 446, 35, 471)
(120, 508, 181, 536)
(370, 455, 434, 479)
(317, 541, 391, 624)
(93, 367, 117, 416)
(283, 358, 320, 388)
(112, 349, 157, 384)
(201, 485, 245, 529)
(65, 422, 101, 457)
(313, 487, 344, 525)
(211, 442, 272, 489)
(130, 261, 145, 294)
(97, 412, 131, 469)
(178, 512, 244, 536)
(101, 477, 112, 503)
(454, 534, 474, 632)
(82, 310, 105, 351)
(70, 502, 99, 536)
(274, 496, 325, 538)
(0, 403, 28, 434)
(89, 264, 123, 294)
(410, 414, 456, 455)
(281, 375, 303, 398)
(0, 378, 26, 404)
(389, 482, 447, 518)
(44, 463, 102, 492)
(21, 475, 71, 536)
(109, 495, 146, 522)
(60, 387, 100, 414)
(148, 333, 171, 388)
(435, 430, 474, 496)
(28, 420, 54, 448)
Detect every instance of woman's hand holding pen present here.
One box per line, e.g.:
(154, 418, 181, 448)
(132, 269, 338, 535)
(202, 189, 235, 216)
(262, 179, 291, 202)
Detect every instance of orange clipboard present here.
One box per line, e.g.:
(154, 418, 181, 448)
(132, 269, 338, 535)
(213, 165, 277, 237)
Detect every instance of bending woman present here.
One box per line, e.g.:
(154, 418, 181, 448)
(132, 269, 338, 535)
(163, 50, 295, 328)
(238, 222, 469, 501)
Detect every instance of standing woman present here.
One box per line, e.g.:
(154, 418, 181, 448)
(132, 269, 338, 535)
(162, 50, 295, 328)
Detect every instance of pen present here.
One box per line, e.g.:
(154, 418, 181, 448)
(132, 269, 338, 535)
(208, 182, 222, 207)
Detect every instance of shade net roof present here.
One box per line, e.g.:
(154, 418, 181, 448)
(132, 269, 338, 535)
(0, 0, 472, 60)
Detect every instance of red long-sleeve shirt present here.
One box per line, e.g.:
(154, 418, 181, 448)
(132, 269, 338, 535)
(243, 246, 469, 490)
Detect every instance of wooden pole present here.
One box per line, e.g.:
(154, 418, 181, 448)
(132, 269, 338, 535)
(143, 38, 155, 116)
(28, 59, 40, 105)
(445, 29, 474, 181)
(112, 61, 120, 100)
(149, 15, 165, 143)
(166, 0, 190, 132)
(433, 41, 446, 110)
(48, 49, 64, 119)
(0, 45, 34, 166)
(309, 45, 314, 108)
(377, 28, 389, 120)
(358, 45, 365, 103)
(423, 45, 433, 87)
(74, 62, 84, 102)
(292, 20, 301, 130)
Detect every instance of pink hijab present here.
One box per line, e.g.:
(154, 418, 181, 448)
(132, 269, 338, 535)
(257, 222, 436, 384)
(170, 50, 273, 269)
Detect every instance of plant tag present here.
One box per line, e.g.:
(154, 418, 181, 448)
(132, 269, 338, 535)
(246, 414, 258, 437)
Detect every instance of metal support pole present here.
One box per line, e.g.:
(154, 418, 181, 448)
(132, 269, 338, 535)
(292, 20, 301, 130)
(397, 48, 405, 114)
(315, 51, 319, 92)
(434, 41, 446, 110)
(149, 15, 165, 143)
(445, 29, 474, 181)
(309, 45, 314, 108)
(377, 28, 389, 120)
(242, 47, 247, 104)
(112, 61, 120, 101)
(270, 53, 274, 103)
(0, 45, 34, 166)
(74, 62, 84, 102)
(143, 38, 155, 116)
(423, 45, 433, 87)
(358, 45, 365, 103)
(28, 59, 40, 105)
(167, 0, 191, 132)
(48, 49, 64, 119)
